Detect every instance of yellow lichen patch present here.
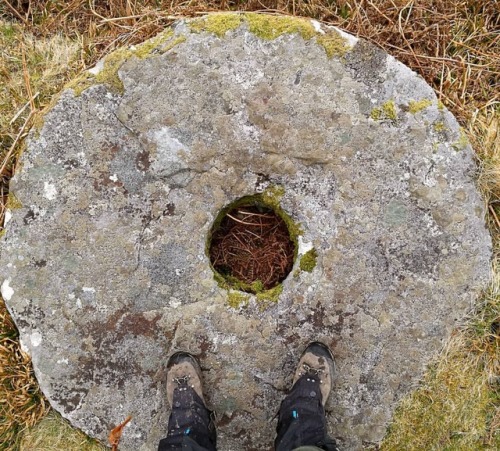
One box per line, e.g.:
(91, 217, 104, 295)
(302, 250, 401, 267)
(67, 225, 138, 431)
(189, 13, 243, 37)
(227, 291, 250, 309)
(371, 100, 397, 121)
(433, 121, 446, 132)
(261, 185, 285, 209)
(244, 13, 316, 41)
(317, 31, 351, 58)
(408, 99, 432, 114)
(452, 127, 469, 151)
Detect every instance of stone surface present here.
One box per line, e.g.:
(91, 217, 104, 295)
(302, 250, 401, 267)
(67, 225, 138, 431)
(0, 14, 491, 450)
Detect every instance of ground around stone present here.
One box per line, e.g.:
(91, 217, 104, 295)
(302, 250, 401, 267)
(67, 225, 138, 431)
(0, 14, 491, 450)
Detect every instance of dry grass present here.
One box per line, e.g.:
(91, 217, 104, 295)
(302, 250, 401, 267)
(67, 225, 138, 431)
(0, 0, 498, 449)
(210, 205, 295, 290)
(19, 410, 105, 451)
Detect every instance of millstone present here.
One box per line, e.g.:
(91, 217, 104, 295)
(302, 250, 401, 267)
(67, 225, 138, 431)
(0, 13, 491, 450)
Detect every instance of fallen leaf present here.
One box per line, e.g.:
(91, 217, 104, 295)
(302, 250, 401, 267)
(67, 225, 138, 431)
(109, 415, 132, 451)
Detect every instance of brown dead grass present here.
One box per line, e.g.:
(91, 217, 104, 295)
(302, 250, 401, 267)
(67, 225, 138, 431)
(210, 205, 295, 290)
(0, 0, 499, 449)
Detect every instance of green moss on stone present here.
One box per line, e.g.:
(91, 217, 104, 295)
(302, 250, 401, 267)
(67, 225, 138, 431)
(261, 185, 285, 209)
(245, 13, 316, 41)
(299, 248, 317, 272)
(94, 48, 133, 93)
(6, 193, 22, 209)
(408, 99, 432, 114)
(162, 35, 187, 52)
(65, 72, 94, 97)
(190, 13, 350, 58)
(256, 284, 283, 303)
(190, 13, 243, 37)
(67, 29, 183, 96)
(227, 291, 250, 308)
(317, 31, 351, 58)
(371, 100, 397, 121)
(437, 100, 445, 110)
(134, 29, 174, 56)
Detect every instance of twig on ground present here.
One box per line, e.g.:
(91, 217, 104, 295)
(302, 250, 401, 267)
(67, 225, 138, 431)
(489, 205, 500, 230)
(10, 92, 39, 125)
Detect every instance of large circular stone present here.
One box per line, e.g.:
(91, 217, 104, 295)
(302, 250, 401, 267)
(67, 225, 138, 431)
(0, 14, 491, 450)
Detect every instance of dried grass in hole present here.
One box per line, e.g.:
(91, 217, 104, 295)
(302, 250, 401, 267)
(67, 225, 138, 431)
(209, 205, 294, 290)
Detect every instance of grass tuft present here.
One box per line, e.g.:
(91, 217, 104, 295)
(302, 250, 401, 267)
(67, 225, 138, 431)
(19, 410, 105, 450)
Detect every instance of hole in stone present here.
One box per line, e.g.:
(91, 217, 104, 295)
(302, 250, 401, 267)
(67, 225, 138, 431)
(209, 198, 296, 292)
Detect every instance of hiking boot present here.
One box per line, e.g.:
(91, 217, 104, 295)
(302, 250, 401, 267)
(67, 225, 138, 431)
(159, 351, 216, 451)
(274, 342, 338, 451)
(166, 351, 205, 407)
(292, 341, 335, 406)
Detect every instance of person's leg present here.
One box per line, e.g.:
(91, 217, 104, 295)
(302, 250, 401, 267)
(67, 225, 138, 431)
(158, 352, 216, 451)
(275, 342, 339, 451)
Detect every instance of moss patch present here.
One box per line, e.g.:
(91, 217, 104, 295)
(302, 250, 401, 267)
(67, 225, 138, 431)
(245, 13, 317, 41)
(317, 31, 351, 58)
(371, 99, 397, 121)
(227, 292, 250, 309)
(190, 13, 243, 37)
(190, 13, 350, 58)
(256, 284, 283, 303)
(408, 99, 432, 114)
(299, 248, 318, 272)
(66, 30, 183, 95)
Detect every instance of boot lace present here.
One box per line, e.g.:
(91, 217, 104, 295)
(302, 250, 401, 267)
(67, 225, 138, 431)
(301, 363, 324, 376)
(173, 375, 191, 391)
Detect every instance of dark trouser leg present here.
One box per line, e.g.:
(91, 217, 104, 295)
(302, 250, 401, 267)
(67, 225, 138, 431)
(275, 375, 339, 451)
(158, 387, 216, 451)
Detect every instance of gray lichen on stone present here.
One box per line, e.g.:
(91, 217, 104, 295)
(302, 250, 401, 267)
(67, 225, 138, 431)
(0, 13, 491, 451)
